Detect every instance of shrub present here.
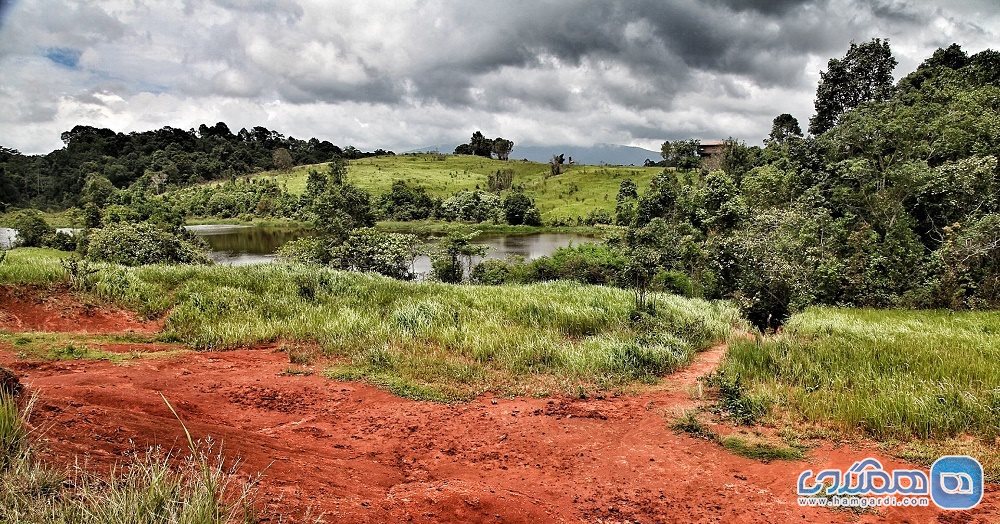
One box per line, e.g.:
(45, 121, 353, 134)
(710, 370, 772, 425)
(276, 237, 331, 265)
(530, 243, 627, 285)
(86, 223, 211, 266)
(438, 190, 502, 223)
(377, 181, 436, 220)
(502, 190, 540, 226)
(334, 228, 421, 279)
(584, 209, 614, 226)
(9, 210, 53, 248)
(47, 231, 77, 252)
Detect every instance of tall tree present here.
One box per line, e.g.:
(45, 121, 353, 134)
(491, 138, 514, 160)
(470, 131, 493, 158)
(809, 38, 897, 135)
(767, 114, 802, 144)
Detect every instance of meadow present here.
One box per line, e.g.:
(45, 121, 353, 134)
(718, 307, 1000, 473)
(0, 248, 738, 400)
(253, 154, 663, 222)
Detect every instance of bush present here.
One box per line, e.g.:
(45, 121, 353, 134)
(584, 209, 614, 226)
(47, 231, 77, 252)
(334, 228, 421, 279)
(377, 181, 436, 220)
(530, 243, 627, 285)
(502, 190, 541, 226)
(9, 210, 53, 248)
(438, 190, 502, 223)
(276, 237, 331, 265)
(86, 223, 211, 266)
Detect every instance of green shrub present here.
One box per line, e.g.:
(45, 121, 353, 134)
(710, 370, 772, 425)
(333, 228, 421, 279)
(9, 210, 53, 248)
(275, 237, 331, 264)
(86, 223, 211, 266)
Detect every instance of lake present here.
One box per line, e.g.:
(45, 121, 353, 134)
(0, 224, 596, 276)
(190, 225, 594, 276)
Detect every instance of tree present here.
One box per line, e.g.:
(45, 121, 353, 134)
(487, 169, 513, 192)
(549, 154, 565, 176)
(81, 174, 116, 208)
(502, 190, 540, 225)
(470, 131, 493, 158)
(660, 141, 673, 163)
(809, 38, 897, 135)
(454, 144, 474, 155)
(10, 210, 54, 248)
(272, 148, 294, 171)
(431, 233, 487, 283)
(333, 228, 421, 280)
(491, 138, 514, 160)
(615, 179, 638, 226)
(767, 114, 802, 144)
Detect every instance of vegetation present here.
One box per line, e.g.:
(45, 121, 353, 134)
(251, 155, 662, 223)
(85, 222, 211, 266)
(0, 122, 392, 210)
(0, 392, 256, 523)
(718, 307, 1000, 443)
(612, 40, 1000, 329)
(1, 249, 737, 400)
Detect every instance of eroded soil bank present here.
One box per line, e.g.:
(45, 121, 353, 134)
(1, 288, 996, 522)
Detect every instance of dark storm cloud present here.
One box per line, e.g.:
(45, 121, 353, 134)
(0, 0, 996, 154)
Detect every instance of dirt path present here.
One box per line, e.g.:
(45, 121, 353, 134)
(3, 340, 996, 523)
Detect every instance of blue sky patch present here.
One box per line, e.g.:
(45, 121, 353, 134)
(45, 47, 81, 68)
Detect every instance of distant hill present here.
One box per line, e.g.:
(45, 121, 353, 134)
(405, 143, 660, 166)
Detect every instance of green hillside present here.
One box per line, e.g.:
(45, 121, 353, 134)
(253, 154, 663, 222)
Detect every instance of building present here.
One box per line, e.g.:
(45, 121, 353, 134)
(697, 140, 725, 170)
(697, 140, 726, 159)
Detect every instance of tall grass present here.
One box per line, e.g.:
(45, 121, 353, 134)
(718, 307, 1000, 440)
(2, 250, 739, 399)
(0, 392, 257, 523)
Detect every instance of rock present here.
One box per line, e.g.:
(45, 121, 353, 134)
(0, 367, 23, 397)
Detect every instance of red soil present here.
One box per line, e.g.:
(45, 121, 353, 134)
(2, 343, 996, 523)
(1, 287, 996, 522)
(0, 286, 161, 334)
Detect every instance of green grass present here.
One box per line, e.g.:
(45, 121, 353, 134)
(0, 247, 70, 284)
(253, 154, 664, 222)
(0, 332, 189, 363)
(719, 307, 1000, 441)
(1, 248, 738, 400)
(721, 435, 805, 462)
(0, 209, 77, 228)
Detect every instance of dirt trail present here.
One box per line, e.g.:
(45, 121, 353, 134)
(3, 340, 995, 523)
(0, 287, 995, 522)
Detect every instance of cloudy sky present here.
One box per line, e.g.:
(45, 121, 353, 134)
(0, 0, 997, 155)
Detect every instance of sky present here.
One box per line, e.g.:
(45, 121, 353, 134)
(0, 0, 997, 155)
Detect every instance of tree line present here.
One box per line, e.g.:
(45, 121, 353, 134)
(0, 122, 392, 210)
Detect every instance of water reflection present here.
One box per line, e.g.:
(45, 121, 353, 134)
(2, 224, 597, 274)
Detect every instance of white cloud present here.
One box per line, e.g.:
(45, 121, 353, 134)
(0, 0, 996, 154)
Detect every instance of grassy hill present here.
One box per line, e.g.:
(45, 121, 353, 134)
(253, 154, 663, 222)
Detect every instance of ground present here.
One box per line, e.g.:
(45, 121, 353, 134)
(1, 288, 998, 523)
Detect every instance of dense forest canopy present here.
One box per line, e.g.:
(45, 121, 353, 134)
(0, 123, 391, 210)
(617, 41, 1000, 327)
